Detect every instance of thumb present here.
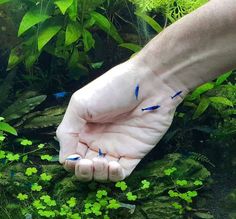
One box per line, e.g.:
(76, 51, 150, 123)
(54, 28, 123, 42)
(56, 94, 87, 164)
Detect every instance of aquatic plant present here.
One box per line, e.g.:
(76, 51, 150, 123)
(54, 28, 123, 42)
(0, 123, 213, 219)
(129, 0, 208, 21)
(0, 0, 122, 71)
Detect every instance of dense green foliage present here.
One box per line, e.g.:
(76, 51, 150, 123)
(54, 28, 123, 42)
(129, 0, 208, 21)
(0, 0, 236, 218)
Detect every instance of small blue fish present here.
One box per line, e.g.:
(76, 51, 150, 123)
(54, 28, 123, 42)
(171, 91, 183, 99)
(53, 91, 68, 99)
(66, 155, 80, 161)
(142, 105, 161, 111)
(98, 148, 104, 157)
(135, 84, 139, 100)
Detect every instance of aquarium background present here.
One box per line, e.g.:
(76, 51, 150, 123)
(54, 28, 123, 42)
(0, 0, 235, 218)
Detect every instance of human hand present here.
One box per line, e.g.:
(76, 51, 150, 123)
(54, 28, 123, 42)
(56, 58, 186, 182)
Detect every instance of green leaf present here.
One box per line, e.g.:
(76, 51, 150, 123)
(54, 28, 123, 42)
(40, 195, 56, 206)
(115, 181, 128, 191)
(164, 167, 177, 176)
(33, 200, 46, 210)
(107, 199, 120, 209)
(6, 153, 20, 161)
(168, 190, 179, 197)
(194, 212, 214, 219)
(68, 0, 78, 21)
(54, 0, 73, 15)
(0, 136, 5, 141)
(38, 17, 62, 50)
(82, 30, 95, 52)
(18, 9, 50, 36)
(188, 83, 215, 100)
(22, 155, 28, 163)
(91, 11, 111, 31)
(91, 11, 122, 43)
(38, 143, 45, 149)
(65, 21, 81, 46)
(176, 180, 188, 186)
(91, 62, 104, 69)
(119, 43, 142, 53)
(67, 197, 77, 208)
(187, 191, 198, 197)
(0, 122, 17, 135)
(172, 202, 182, 209)
(25, 52, 40, 69)
(31, 183, 42, 192)
(193, 180, 203, 186)
(41, 154, 53, 161)
(209, 96, 233, 107)
(215, 71, 232, 86)
(96, 190, 108, 199)
(193, 98, 210, 119)
(17, 193, 28, 201)
(126, 192, 137, 201)
(141, 179, 150, 189)
(0, 150, 6, 159)
(40, 173, 52, 181)
(20, 139, 32, 146)
(135, 12, 163, 33)
(25, 167, 38, 176)
(0, 0, 11, 4)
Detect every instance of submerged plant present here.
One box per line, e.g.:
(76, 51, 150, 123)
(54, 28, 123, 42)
(129, 0, 208, 21)
(0, 0, 123, 71)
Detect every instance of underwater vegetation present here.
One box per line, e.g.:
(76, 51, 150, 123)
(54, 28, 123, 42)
(0, 0, 236, 218)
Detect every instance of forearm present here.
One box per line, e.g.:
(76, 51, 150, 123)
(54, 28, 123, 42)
(134, 0, 236, 92)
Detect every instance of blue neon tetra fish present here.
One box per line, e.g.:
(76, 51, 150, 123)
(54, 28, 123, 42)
(66, 155, 80, 161)
(142, 105, 161, 111)
(171, 91, 183, 99)
(98, 148, 104, 157)
(53, 91, 68, 99)
(135, 84, 139, 100)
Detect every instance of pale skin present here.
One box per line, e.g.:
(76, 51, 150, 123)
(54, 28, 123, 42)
(56, 0, 236, 182)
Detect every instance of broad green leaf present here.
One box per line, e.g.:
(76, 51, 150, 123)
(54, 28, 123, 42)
(91, 62, 103, 69)
(68, 48, 79, 68)
(215, 71, 232, 86)
(68, 0, 78, 21)
(25, 52, 40, 69)
(0, 0, 11, 4)
(91, 11, 111, 31)
(65, 21, 81, 46)
(84, 17, 95, 28)
(193, 98, 210, 119)
(82, 30, 95, 52)
(91, 11, 122, 43)
(0, 122, 17, 135)
(7, 48, 22, 70)
(209, 96, 233, 107)
(119, 43, 142, 53)
(109, 23, 123, 43)
(38, 18, 62, 50)
(194, 212, 214, 219)
(135, 12, 163, 33)
(18, 9, 50, 36)
(22, 155, 28, 163)
(188, 83, 214, 100)
(54, 0, 73, 15)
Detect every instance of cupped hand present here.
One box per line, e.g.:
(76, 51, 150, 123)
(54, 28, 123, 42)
(56, 58, 185, 182)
